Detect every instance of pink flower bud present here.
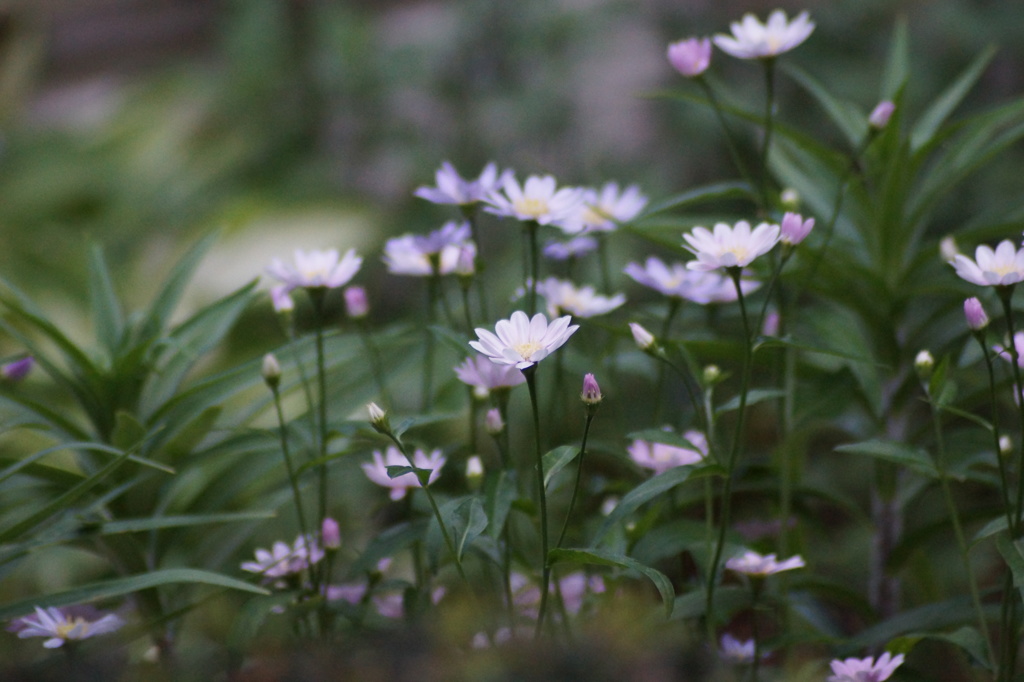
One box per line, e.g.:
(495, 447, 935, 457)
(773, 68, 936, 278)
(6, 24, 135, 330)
(454, 245, 476, 277)
(321, 517, 341, 550)
(868, 100, 896, 129)
(580, 373, 602, 405)
(780, 212, 815, 245)
(485, 408, 504, 435)
(2, 356, 34, 382)
(629, 322, 655, 351)
(667, 37, 712, 78)
(964, 297, 989, 331)
(344, 286, 369, 319)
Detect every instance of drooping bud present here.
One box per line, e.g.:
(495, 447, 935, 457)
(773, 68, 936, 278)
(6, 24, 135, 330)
(581, 373, 603, 406)
(1000, 435, 1013, 457)
(914, 350, 934, 381)
(964, 297, 989, 331)
(868, 100, 896, 129)
(344, 286, 369, 319)
(321, 517, 341, 550)
(629, 322, 655, 351)
(270, 285, 295, 313)
(261, 353, 282, 390)
(485, 408, 505, 436)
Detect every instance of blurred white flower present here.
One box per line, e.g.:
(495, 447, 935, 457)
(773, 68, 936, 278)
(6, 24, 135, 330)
(725, 549, 804, 576)
(628, 430, 708, 475)
(827, 652, 904, 682)
(415, 161, 512, 206)
(624, 257, 761, 303)
(241, 534, 324, 581)
(384, 221, 474, 276)
(484, 174, 582, 226)
(454, 355, 526, 392)
(11, 606, 123, 649)
(361, 445, 446, 500)
(561, 182, 647, 234)
(719, 633, 755, 664)
(266, 248, 363, 292)
(714, 10, 814, 59)
(537, 277, 625, 318)
(951, 240, 1024, 286)
(470, 311, 579, 370)
(683, 221, 780, 271)
(543, 235, 599, 260)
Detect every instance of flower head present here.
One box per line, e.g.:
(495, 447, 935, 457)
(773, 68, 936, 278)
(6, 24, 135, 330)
(951, 240, 1024, 286)
(869, 100, 896, 129)
(512, 571, 605, 618)
(484, 174, 583, 226)
(537, 277, 625, 318)
(266, 249, 362, 292)
(683, 221, 781, 271)
(668, 37, 712, 77)
(1, 356, 34, 382)
(624, 257, 761, 303)
(561, 182, 647, 234)
(485, 408, 505, 435)
(714, 10, 814, 60)
(628, 430, 707, 475)
(11, 605, 123, 649)
(361, 445, 446, 500)
(996, 332, 1024, 368)
(384, 222, 474, 276)
(344, 285, 369, 318)
(725, 549, 805, 576)
(965, 297, 989, 331)
(321, 517, 341, 550)
(779, 212, 815, 245)
(827, 652, 905, 682)
(544, 236, 599, 260)
(581, 373, 602, 405)
(415, 161, 513, 206)
(241, 534, 324, 581)
(470, 311, 579, 370)
(454, 355, 527, 396)
(719, 633, 756, 664)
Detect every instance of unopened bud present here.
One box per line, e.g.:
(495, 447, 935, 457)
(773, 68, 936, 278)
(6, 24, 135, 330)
(964, 297, 989, 331)
(600, 497, 619, 516)
(629, 322, 655, 351)
(262, 353, 282, 389)
(703, 364, 722, 385)
(485, 408, 504, 436)
(270, 286, 295, 313)
(779, 212, 815, 246)
(1, 356, 34, 382)
(466, 455, 484, 491)
(868, 100, 896, 129)
(581, 373, 603, 406)
(914, 350, 934, 381)
(455, 245, 476, 277)
(940, 236, 959, 263)
(779, 188, 800, 211)
(344, 286, 369, 319)
(367, 402, 389, 433)
(321, 517, 341, 550)
(1000, 435, 1013, 457)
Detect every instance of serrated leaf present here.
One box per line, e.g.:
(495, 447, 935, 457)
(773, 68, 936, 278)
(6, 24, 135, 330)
(834, 440, 938, 478)
(548, 547, 674, 618)
(542, 445, 579, 488)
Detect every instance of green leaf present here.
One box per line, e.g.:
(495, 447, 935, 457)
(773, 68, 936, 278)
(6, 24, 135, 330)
(111, 410, 148, 451)
(972, 516, 1008, 546)
(139, 231, 220, 339)
(715, 389, 785, 415)
(997, 532, 1024, 602)
(880, 18, 909, 100)
(93, 511, 277, 535)
(454, 497, 488, 561)
(484, 470, 517, 539)
(542, 445, 579, 488)
(889, 626, 991, 670)
(548, 547, 674, 618)
(88, 244, 125, 356)
(639, 181, 755, 217)
(834, 439, 938, 478)
(784, 64, 866, 147)
(911, 46, 996, 150)
(671, 585, 748, 621)
(0, 568, 269, 620)
(842, 596, 993, 651)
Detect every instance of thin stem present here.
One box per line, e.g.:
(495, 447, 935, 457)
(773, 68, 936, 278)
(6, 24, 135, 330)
(357, 319, 392, 407)
(523, 365, 551, 638)
(758, 59, 777, 211)
(654, 299, 682, 424)
(526, 221, 540, 316)
(696, 76, 756, 194)
(556, 412, 596, 550)
(308, 289, 330, 528)
(271, 387, 311, 553)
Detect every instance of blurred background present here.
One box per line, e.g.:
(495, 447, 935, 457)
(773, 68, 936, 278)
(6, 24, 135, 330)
(0, 0, 1020, 325)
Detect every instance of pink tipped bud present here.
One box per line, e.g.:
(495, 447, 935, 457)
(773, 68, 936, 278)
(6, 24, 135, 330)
(964, 297, 989, 331)
(868, 100, 896, 129)
(1, 356, 34, 382)
(780, 212, 815, 245)
(667, 37, 712, 78)
(344, 286, 369, 319)
(485, 408, 504, 435)
(321, 517, 341, 550)
(581, 373, 603, 405)
(629, 322, 655, 351)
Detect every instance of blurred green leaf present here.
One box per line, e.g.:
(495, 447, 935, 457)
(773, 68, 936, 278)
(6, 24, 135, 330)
(88, 244, 125, 356)
(548, 547, 674, 618)
(834, 440, 938, 478)
(911, 46, 996, 151)
(542, 445, 579, 488)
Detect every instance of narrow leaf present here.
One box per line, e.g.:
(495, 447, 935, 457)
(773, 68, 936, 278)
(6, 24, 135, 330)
(834, 440, 938, 478)
(548, 547, 674, 618)
(542, 445, 579, 488)
(911, 46, 996, 150)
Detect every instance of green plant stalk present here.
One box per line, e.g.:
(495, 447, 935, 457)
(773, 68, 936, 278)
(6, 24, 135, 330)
(925, 382, 996, 671)
(460, 204, 490, 322)
(750, 579, 764, 682)
(423, 279, 438, 411)
(279, 312, 320, 456)
(309, 289, 330, 529)
(555, 410, 596, 550)
(695, 76, 756, 195)
(649, 348, 708, 439)
(976, 337, 1015, 532)
(654, 298, 682, 424)
(357, 319, 392, 408)
(523, 364, 551, 638)
(526, 221, 540, 317)
(997, 287, 1024, 534)
(270, 386, 312, 582)
(705, 267, 755, 639)
(758, 58, 777, 211)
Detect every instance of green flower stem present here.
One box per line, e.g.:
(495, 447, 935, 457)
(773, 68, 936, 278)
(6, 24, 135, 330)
(270, 386, 311, 571)
(996, 286, 1024, 534)
(461, 204, 490, 322)
(758, 58, 777, 211)
(750, 579, 764, 682)
(423, 280, 438, 411)
(924, 381, 996, 671)
(597, 234, 612, 294)
(976, 336, 1014, 532)
(706, 267, 755, 639)
(555, 409, 597, 550)
(278, 313, 320, 459)
(526, 221, 540, 316)
(357, 319, 392, 408)
(523, 364, 552, 638)
(307, 289, 330, 528)
(647, 347, 708, 438)
(654, 298, 682, 424)
(695, 76, 756, 197)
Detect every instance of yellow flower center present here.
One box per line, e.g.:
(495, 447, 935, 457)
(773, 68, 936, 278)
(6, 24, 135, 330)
(55, 617, 88, 639)
(512, 340, 543, 360)
(513, 198, 550, 218)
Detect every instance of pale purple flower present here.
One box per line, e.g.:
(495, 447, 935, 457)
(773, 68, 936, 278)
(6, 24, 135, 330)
(827, 652, 905, 682)
(321, 517, 341, 550)
(725, 549, 805, 576)
(325, 582, 368, 604)
(581, 373, 602, 405)
(11, 605, 123, 649)
(951, 240, 1024, 286)
(779, 212, 815, 245)
(374, 586, 445, 619)
(624, 257, 761, 303)
(361, 445, 446, 500)
(484, 174, 583, 226)
(543, 235, 599, 260)
(1, 356, 34, 382)
(512, 571, 605, 618)
(269, 285, 294, 313)
(454, 355, 527, 395)
(628, 430, 708, 475)
(714, 10, 815, 60)
(470, 311, 579, 370)
(415, 161, 513, 206)
(266, 249, 362, 292)
(868, 101, 896, 129)
(995, 331, 1024, 368)
(668, 37, 712, 77)
(383, 222, 474, 276)
(561, 182, 648, 234)
(344, 285, 369, 318)
(719, 633, 756, 664)
(762, 310, 780, 337)
(964, 297, 989, 331)
(683, 221, 781, 271)
(537, 277, 625, 318)
(241, 534, 324, 581)
(485, 408, 504, 435)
